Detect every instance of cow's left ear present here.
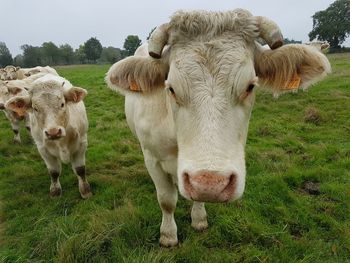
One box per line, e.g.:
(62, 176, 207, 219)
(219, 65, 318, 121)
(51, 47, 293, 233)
(64, 87, 87, 103)
(5, 96, 31, 114)
(254, 44, 331, 93)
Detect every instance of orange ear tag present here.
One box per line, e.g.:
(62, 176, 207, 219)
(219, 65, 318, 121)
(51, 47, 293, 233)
(283, 74, 301, 90)
(130, 81, 141, 92)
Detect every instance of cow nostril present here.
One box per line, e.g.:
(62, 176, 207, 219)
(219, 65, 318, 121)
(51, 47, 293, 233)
(57, 128, 62, 135)
(0, 103, 5, 110)
(45, 130, 49, 136)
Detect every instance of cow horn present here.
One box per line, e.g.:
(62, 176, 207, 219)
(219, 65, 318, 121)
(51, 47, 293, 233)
(148, 23, 169, 59)
(256, 16, 283, 49)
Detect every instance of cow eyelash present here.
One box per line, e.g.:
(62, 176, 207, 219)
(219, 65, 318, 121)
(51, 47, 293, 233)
(246, 84, 255, 93)
(168, 87, 175, 95)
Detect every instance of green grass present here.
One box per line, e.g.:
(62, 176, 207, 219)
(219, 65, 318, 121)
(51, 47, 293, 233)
(0, 54, 349, 262)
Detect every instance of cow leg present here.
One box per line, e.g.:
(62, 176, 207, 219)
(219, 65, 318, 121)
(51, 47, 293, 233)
(144, 151, 178, 247)
(10, 119, 21, 143)
(191, 202, 208, 231)
(25, 114, 31, 133)
(71, 142, 92, 199)
(38, 146, 62, 197)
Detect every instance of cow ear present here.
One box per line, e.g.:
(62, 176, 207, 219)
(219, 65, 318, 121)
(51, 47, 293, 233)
(64, 87, 87, 103)
(254, 44, 331, 94)
(7, 86, 23, 95)
(5, 96, 31, 114)
(106, 56, 169, 95)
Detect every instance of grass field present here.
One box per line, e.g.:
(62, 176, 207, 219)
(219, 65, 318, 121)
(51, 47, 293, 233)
(0, 53, 349, 262)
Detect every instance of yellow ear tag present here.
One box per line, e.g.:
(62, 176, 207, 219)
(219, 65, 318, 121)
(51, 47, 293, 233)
(283, 74, 301, 90)
(130, 81, 141, 92)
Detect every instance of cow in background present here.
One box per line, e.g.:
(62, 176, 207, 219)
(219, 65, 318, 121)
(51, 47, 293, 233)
(5, 74, 92, 199)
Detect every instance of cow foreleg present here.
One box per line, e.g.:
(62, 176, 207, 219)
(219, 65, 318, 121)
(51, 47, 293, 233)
(24, 114, 31, 133)
(71, 141, 92, 199)
(191, 202, 208, 231)
(38, 146, 62, 197)
(10, 119, 21, 143)
(144, 151, 178, 247)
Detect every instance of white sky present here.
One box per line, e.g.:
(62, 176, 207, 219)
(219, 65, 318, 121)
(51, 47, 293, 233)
(1, 0, 349, 56)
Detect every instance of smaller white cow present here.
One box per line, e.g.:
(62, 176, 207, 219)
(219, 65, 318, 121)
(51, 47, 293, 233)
(5, 74, 92, 198)
(0, 65, 58, 80)
(16, 66, 58, 80)
(0, 80, 30, 143)
(305, 41, 330, 53)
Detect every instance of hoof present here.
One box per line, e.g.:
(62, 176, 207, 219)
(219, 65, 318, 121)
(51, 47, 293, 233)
(191, 220, 208, 231)
(50, 186, 62, 197)
(79, 182, 92, 199)
(159, 234, 178, 248)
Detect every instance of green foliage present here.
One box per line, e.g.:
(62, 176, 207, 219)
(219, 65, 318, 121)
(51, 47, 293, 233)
(99, 46, 123, 64)
(309, 0, 350, 48)
(21, 44, 43, 67)
(0, 42, 13, 67)
(284, 38, 302, 44)
(41, 42, 60, 65)
(75, 44, 87, 64)
(123, 35, 142, 56)
(0, 54, 349, 262)
(84, 37, 103, 63)
(59, 44, 75, 65)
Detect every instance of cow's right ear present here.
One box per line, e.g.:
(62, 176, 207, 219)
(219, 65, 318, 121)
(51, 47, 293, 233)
(106, 56, 169, 94)
(5, 96, 31, 115)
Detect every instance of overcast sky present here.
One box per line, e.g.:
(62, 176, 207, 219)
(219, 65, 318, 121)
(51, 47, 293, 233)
(1, 0, 349, 56)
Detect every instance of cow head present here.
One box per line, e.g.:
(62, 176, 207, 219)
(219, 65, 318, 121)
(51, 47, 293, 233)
(5, 80, 87, 140)
(4, 66, 19, 80)
(106, 9, 331, 203)
(0, 81, 26, 111)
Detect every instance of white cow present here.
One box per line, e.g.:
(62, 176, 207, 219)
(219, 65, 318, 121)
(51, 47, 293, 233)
(5, 74, 92, 199)
(16, 66, 58, 79)
(106, 9, 331, 246)
(0, 80, 30, 143)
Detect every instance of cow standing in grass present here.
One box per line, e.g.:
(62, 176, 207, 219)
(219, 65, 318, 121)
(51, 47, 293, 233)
(107, 9, 331, 246)
(5, 74, 92, 199)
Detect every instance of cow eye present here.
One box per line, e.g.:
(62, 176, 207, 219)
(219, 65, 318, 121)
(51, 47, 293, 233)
(168, 87, 175, 95)
(33, 107, 38, 112)
(246, 84, 255, 92)
(61, 103, 64, 108)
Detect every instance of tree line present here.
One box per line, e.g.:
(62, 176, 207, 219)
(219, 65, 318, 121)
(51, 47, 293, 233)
(0, 35, 142, 68)
(1, 0, 349, 68)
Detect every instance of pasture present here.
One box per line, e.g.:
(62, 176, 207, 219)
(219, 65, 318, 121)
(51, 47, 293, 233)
(0, 53, 349, 262)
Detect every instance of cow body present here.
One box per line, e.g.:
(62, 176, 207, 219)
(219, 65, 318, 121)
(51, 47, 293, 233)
(107, 9, 331, 246)
(5, 74, 92, 198)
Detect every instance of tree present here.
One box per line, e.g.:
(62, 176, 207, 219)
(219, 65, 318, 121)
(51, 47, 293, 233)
(99, 46, 122, 64)
(13, 54, 24, 67)
(284, 38, 302, 44)
(84, 37, 103, 63)
(0, 42, 13, 67)
(75, 45, 87, 64)
(21, 45, 43, 67)
(309, 0, 350, 48)
(123, 35, 142, 56)
(41, 42, 61, 65)
(59, 44, 75, 65)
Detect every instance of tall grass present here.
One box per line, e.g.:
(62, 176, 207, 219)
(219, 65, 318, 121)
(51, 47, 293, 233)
(0, 54, 349, 262)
